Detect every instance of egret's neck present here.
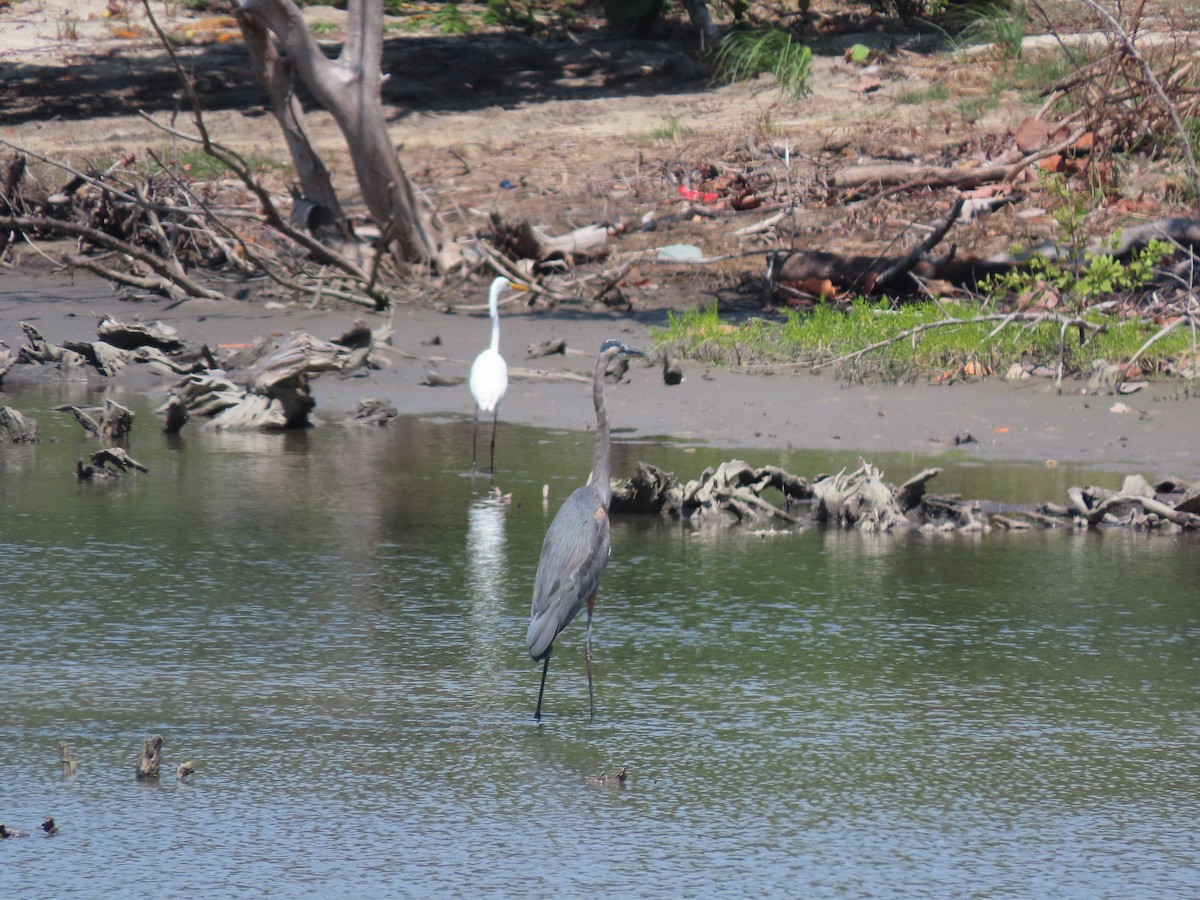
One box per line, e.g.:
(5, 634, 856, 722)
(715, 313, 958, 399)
(591, 352, 612, 505)
(489, 312, 501, 354)
(487, 283, 503, 353)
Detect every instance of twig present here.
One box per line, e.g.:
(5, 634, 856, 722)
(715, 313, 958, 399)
(1076, 0, 1200, 194)
(875, 197, 965, 289)
(0, 215, 224, 300)
(1126, 312, 1196, 369)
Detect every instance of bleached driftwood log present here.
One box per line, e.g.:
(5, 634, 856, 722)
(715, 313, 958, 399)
(76, 447, 149, 480)
(53, 399, 135, 440)
(0, 406, 39, 443)
(12, 318, 214, 381)
(611, 459, 810, 524)
(161, 330, 351, 431)
(812, 461, 915, 530)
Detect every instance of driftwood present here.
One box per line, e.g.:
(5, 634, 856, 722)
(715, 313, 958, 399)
(611, 459, 1198, 534)
(162, 330, 352, 431)
(610, 462, 680, 515)
(611, 459, 811, 524)
(11, 318, 214, 384)
(812, 461, 909, 530)
(76, 447, 149, 481)
(1032, 473, 1200, 530)
(96, 316, 185, 352)
(0, 406, 40, 443)
(58, 742, 77, 780)
(0, 343, 13, 385)
(348, 398, 399, 426)
(490, 214, 611, 268)
(53, 400, 134, 440)
(136, 735, 163, 781)
(771, 185, 1197, 300)
(527, 338, 567, 359)
(769, 247, 1015, 297)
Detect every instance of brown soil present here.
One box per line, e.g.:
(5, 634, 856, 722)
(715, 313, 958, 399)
(0, 0, 1079, 307)
(2, 1, 1199, 479)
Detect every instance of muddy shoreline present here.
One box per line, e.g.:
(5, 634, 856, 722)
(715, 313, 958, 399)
(3, 269, 1198, 481)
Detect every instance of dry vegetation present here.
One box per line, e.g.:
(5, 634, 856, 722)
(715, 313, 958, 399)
(0, 0, 1197, 375)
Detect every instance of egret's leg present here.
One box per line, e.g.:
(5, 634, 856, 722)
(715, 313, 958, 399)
(488, 408, 500, 474)
(585, 611, 594, 723)
(471, 406, 481, 472)
(534, 651, 551, 722)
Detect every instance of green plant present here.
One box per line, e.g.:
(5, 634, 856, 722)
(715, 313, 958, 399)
(984, 240, 1173, 305)
(954, 2, 1028, 59)
(483, 0, 539, 30)
(56, 14, 80, 41)
(898, 83, 950, 104)
(152, 146, 287, 181)
(649, 116, 687, 141)
(654, 279, 1189, 380)
(957, 93, 1000, 118)
(404, 2, 480, 34)
(711, 30, 813, 100)
(309, 21, 340, 36)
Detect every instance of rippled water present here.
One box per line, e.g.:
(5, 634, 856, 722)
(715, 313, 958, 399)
(1, 393, 1197, 897)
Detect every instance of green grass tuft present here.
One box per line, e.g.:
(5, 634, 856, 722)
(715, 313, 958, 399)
(711, 30, 813, 100)
(653, 299, 1196, 382)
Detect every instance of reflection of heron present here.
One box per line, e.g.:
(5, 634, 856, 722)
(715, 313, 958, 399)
(527, 339, 646, 722)
(470, 277, 526, 474)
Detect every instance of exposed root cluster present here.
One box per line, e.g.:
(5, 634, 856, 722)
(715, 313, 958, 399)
(611, 457, 1200, 534)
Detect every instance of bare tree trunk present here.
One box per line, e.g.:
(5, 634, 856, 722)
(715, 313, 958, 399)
(238, 12, 353, 242)
(236, 0, 449, 269)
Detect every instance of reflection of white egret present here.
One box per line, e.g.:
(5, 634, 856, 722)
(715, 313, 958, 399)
(466, 494, 509, 683)
(527, 339, 646, 723)
(470, 277, 527, 474)
(467, 494, 508, 599)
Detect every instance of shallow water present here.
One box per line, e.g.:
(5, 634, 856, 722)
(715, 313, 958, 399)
(1, 395, 1198, 897)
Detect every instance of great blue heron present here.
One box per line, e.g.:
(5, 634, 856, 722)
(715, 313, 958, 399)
(527, 338, 646, 722)
(470, 276, 526, 473)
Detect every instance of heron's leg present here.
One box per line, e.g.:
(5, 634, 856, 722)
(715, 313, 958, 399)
(584, 610, 594, 723)
(471, 406, 481, 472)
(533, 650, 551, 722)
(488, 408, 499, 474)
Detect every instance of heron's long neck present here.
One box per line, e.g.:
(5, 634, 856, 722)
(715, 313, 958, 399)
(489, 311, 501, 354)
(591, 352, 612, 505)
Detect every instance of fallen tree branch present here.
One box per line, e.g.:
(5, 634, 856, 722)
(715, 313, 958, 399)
(874, 197, 966, 290)
(0, 215, 224, 300)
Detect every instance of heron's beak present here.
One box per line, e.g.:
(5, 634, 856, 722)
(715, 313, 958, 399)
(618, 344, 647, 358)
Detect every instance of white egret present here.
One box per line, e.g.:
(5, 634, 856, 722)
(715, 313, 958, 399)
(470, 276, 525, 473)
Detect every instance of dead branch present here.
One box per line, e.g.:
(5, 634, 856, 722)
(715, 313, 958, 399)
(874, 198, 965, 291)
(1076, 0, 1199, 194)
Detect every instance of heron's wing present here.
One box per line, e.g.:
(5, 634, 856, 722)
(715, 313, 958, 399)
(527, 485, 612, 658)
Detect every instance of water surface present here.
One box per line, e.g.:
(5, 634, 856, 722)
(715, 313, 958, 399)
(1, 396, 1197, 897)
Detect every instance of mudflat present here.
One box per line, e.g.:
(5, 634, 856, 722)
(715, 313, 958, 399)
(4, 268, 1197, 480)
